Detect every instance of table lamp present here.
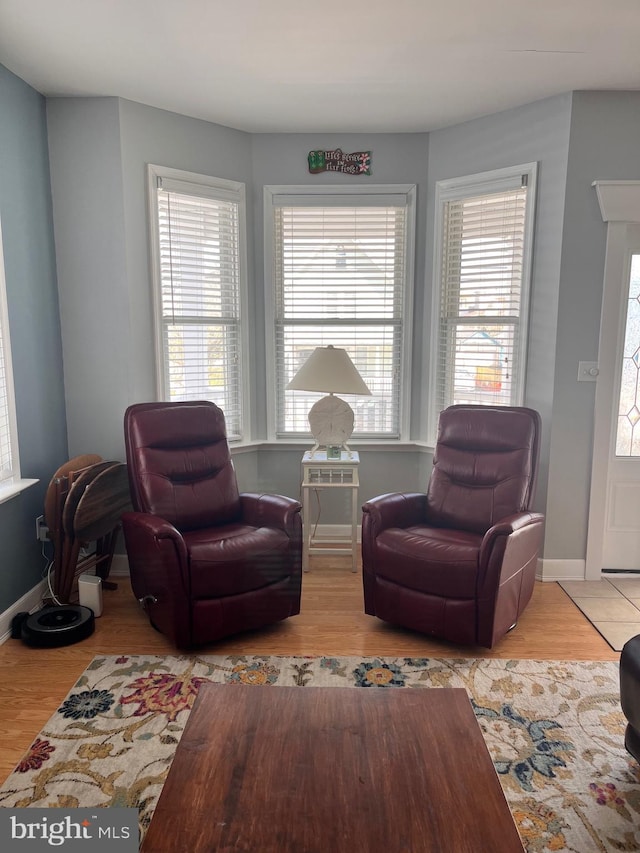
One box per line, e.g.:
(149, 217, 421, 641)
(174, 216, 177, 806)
(286, 345, 371, 457)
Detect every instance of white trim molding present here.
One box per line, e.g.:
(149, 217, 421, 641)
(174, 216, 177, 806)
(146, 164, 250, 442)
(537, 558, 586, 583)
(429, 162, 538, 443)
(0, 478, 39, 505)
(594, 180, 640, 223)
(586, 181, 640, 580)
(263, 183, 416, 444)
(0, 578, 48, 645)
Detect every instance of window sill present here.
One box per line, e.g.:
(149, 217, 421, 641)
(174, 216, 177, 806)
(0, 478, 39, 505)
(230, 440, 434, 454)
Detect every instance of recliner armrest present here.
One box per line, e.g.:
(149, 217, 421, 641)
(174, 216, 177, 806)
(240, 493, 302, 538)
(477, 511, 544, 594)
(122, 511, 185, 542)
(121, 510, 192, 647)
(362, 492, 428, 533)
(479, 511, 544, 560)
(121, 511, 189, 577)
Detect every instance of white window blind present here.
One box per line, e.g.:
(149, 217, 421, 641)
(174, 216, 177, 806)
(268, 188, 415, 439)
(151, 169, 246, 440)
(0, 220, 19, 483)
(433, 165, 536, 426)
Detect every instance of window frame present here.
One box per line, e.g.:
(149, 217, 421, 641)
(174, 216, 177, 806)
(428, 163, 538, 442)
(0, 218, 37, 503)
(264, 183, 416, 443)
(147, 164, 250, 442)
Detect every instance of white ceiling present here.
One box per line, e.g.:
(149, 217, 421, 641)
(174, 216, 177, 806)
(1, 0, 639, 134)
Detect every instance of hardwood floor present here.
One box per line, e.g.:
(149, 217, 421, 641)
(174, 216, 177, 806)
(0, 556, 619, 783)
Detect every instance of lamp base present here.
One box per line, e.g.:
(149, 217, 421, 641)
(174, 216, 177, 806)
(307, 394, 354, 453)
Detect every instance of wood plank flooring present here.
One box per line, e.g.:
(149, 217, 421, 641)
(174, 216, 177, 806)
(0, 556, 619, 783)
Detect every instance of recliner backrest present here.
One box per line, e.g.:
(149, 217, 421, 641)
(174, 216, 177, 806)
(124, 401, 241, 531)
(426, 405, 541, 534)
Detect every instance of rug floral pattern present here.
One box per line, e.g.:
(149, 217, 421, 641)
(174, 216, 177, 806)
(0, 655, 638, 851)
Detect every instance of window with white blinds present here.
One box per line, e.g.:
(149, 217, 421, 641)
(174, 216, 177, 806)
(431, 164, 537, 436)
(0, 220, 19, 485)
(149, 166, 247, 440)
(265, 186, 415, 439)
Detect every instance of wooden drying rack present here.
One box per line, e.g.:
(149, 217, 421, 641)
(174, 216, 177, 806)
(45, 458, 132, 604)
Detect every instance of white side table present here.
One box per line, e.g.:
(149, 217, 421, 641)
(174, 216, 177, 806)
(301, 450, 360, 573)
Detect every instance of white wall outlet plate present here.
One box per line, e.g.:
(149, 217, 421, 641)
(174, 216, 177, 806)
(578, 361, 599, 381)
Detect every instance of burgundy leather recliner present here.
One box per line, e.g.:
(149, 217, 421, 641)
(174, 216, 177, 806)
(620, 634, 640, 762)
(122, 401, 302, 649)
(362, 405, 544, 648)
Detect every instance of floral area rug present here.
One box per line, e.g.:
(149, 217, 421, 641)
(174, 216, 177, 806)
(0, 654, 638, 851)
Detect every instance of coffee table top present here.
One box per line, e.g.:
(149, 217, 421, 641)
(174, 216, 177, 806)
(142, 684, 523, 852)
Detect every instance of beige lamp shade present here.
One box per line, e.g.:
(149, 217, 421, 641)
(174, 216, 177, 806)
(286, 346, 371, 395)
(287, 346, 371, 454)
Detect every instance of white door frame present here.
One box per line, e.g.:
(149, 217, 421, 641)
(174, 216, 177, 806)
(586, 181, 640, 579)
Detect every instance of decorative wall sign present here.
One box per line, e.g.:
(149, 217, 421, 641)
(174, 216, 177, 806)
(308, 149, 372, 175)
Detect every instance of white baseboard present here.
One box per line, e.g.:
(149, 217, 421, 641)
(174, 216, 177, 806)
(537, 558, 586, 582)
(0, 578, 49, 645)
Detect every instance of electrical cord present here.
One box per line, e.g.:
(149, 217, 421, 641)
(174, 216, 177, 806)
(41, 540, 63, 606)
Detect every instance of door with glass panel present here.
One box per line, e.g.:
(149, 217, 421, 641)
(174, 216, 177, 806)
(603, 245, 640, 570)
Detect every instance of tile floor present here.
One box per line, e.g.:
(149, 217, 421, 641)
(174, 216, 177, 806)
(559, 577, 640, 651)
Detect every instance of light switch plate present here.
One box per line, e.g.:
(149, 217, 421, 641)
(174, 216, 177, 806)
(578, 361, 599, 381)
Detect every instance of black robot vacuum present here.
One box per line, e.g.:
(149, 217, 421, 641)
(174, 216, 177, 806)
(12, 605, 95, 648)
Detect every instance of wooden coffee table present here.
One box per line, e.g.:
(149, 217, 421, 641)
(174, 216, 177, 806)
(142, 684, 523, 852)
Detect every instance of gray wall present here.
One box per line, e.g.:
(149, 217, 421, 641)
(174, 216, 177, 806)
(46, 98, 129, 461)
(0, 65, 67, 611)
(6, 79, 640, 611)
(545, 91, 640, 558)
(118, 98, 255, 417)
(46, 97, 254, 462)
(250, 131, 430, 441)
(250, 132, 432, 514)
(424, 90, 640, 561)
(425, 94, 573, 551)
(46, 108, 433, 518)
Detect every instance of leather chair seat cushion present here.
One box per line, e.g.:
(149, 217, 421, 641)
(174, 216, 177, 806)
(184, 524, 292, 598)
(375, 525, 482, 598)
